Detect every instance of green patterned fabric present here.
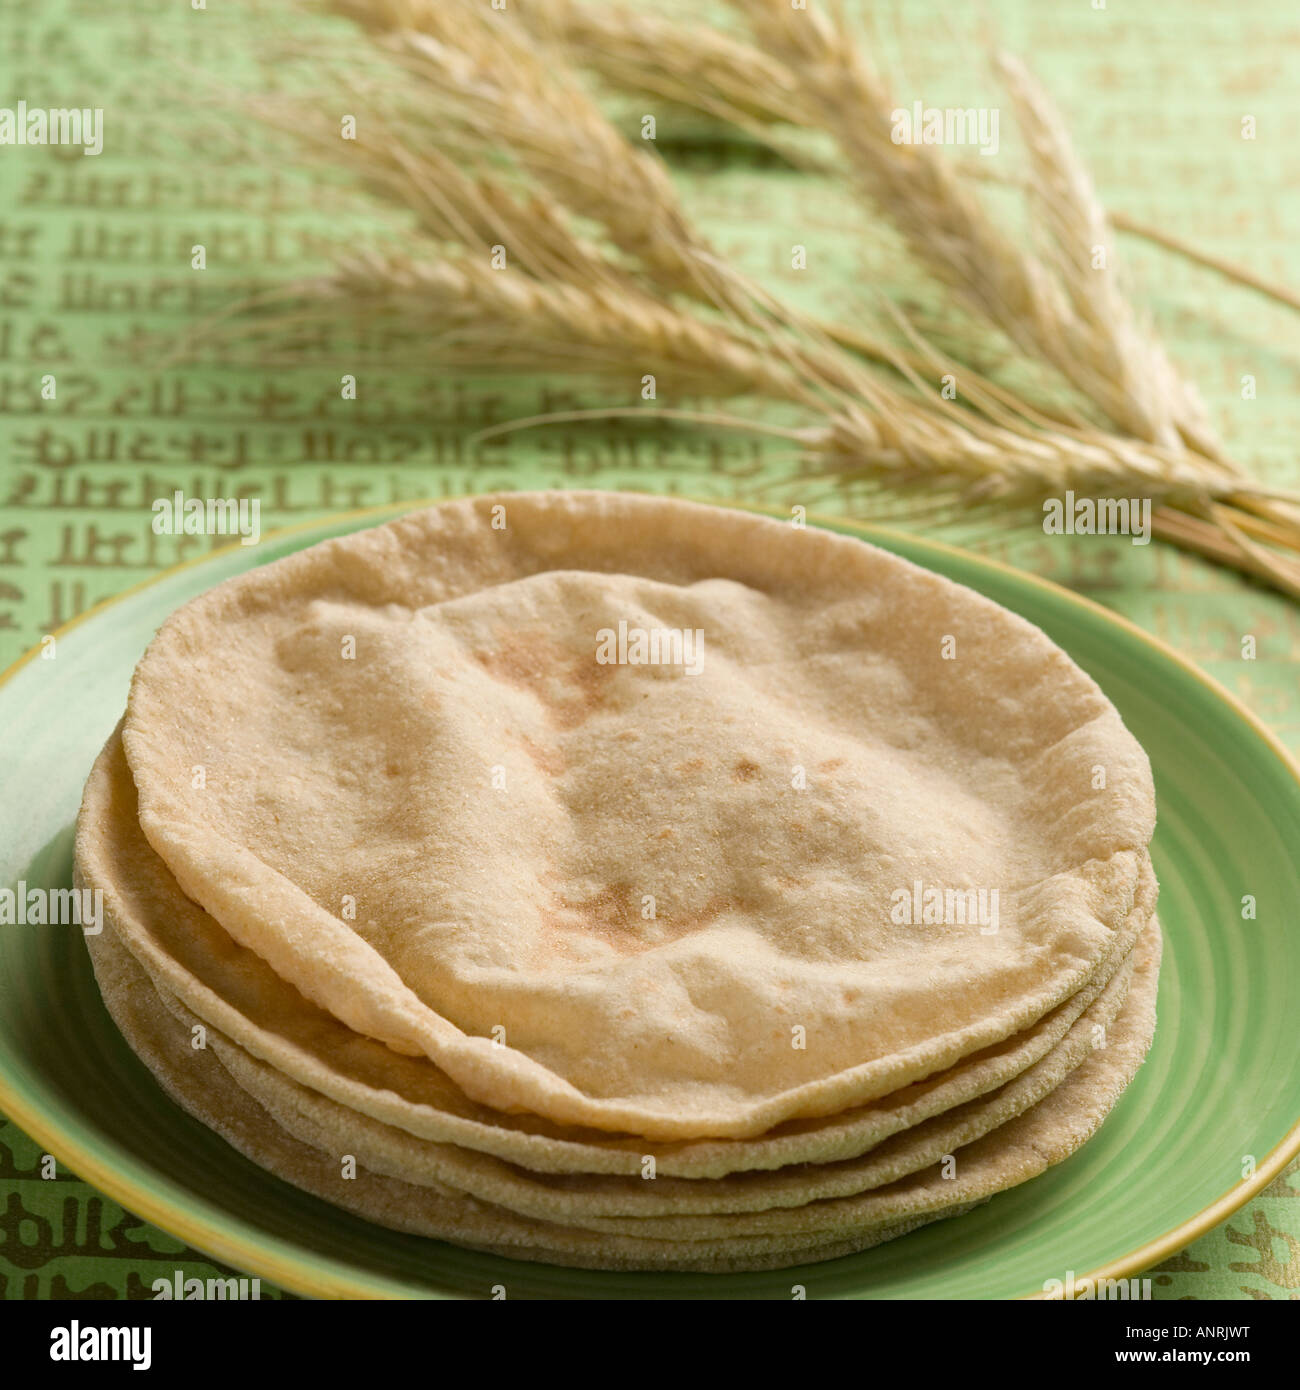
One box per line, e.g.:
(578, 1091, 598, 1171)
(0, 0, 1296, 1299)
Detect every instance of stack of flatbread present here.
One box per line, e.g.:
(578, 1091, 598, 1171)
(75, 492, 1160, 1274)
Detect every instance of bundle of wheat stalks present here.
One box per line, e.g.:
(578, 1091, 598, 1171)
(229, 0, 1300, 594)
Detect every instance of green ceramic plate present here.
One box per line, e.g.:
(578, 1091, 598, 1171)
(3, 501, 1299, 1300)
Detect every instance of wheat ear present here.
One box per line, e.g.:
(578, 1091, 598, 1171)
(229, 0, 1300, 596)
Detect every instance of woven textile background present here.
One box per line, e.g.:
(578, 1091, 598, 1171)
(0, 0, 1297, 1298)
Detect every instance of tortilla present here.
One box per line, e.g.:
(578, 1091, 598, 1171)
(153, 917, 1148, 1226)
(77, 727, 1155, 1176)
(119, 493, 1156, 1138)
(84, 902, 1160, 1272)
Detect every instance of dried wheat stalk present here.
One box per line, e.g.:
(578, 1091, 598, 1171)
(246, 246, 1278, 509)
(990, 52, 1222, 463)
(258, 6, 1257, 487)
(334, 0, 741, 310)
(720, 0, 1207, 455)
(327, 2, 1208, 435)
(319, 251, 827, 407)
(226, 0, 1300, 596)
(517, 0, 1300, 579)
(520, 0, 1300, 316)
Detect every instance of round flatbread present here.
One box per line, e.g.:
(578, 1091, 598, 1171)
(151, 916, 1148, 1226)
(84, 905, 1160, 1272)
(119, 493, 1156, 1138)
(77, 727, 1155, 1175)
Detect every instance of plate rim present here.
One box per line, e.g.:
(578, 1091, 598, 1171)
(2, 491, 1298, 1300)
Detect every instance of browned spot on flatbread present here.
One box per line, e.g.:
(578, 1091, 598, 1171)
(473, 627, 552, 687)
(518, 735, 565, 776)
(541, 881, 736, 957)
(473, 627, 617, 730)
